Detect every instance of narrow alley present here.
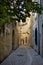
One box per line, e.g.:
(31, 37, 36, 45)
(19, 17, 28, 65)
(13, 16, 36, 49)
(0, 46, 43, 65)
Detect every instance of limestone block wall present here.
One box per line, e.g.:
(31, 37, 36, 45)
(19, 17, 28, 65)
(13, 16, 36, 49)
(5, 24, 12, 55)
(0, 33, 5, 61)
(0, 15, 33, 61)
(0, 24, 12, 61)
(0, 23, 20, 62)
(13, 23, 19, 50)
(18, 16, 33, 47)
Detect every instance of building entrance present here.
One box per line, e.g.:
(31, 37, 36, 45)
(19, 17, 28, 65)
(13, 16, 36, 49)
(42, 25, 43, 56)
(21, 39, 24, 45)
(20, 37, 27, 46)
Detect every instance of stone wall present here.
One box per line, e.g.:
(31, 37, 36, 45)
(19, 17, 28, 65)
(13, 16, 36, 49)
(13, 23, 19, 50)
(0, 24, 12, 61)
(0, 16, 33, 61)
(0, 23, 20, 62)
(18, 17, 33, 47)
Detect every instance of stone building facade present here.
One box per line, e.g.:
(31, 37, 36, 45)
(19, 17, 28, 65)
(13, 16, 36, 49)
(38, 14, 43, 57)
(0, 15, 33, 62)
(0, 24, 12, 61)
(1, 0, 43, 62)
(32, 0, 43, 57)
(0, 23, 19, 61)
(18, 17, 32, 47)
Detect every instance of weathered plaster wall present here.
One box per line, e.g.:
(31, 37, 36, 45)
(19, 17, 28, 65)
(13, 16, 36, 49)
(38, 14, 43, 57)
(32, 13, 38, 51)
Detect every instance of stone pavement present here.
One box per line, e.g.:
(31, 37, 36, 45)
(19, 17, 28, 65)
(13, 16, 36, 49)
(0, 46, 43, 65)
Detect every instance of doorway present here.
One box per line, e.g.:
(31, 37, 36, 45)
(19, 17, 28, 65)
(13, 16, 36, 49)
(21, 39, 24, 45)
(12, 30, 15, 50)
(42, 25, 43, 56)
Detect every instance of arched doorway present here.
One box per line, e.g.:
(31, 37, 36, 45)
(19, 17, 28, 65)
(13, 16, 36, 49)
(20, 37, 27, 46)
(20, 39, 24, 45)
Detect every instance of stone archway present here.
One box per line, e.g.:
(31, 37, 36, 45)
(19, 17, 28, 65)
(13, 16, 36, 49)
(20, 39, 24, 45)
